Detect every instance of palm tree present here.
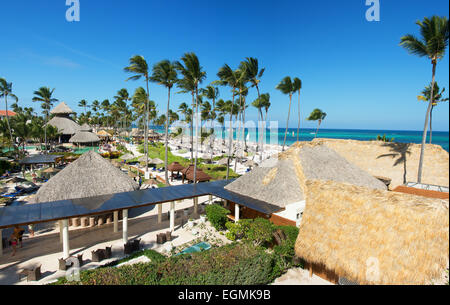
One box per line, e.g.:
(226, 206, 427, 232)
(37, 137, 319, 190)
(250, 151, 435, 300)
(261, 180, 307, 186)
(175, 53, 206, 184)
(276, 76, 295, 151)
(178, 102, 192, 150)
(261, 93, 271, 156)
(114, 88, 130, 130)
(216, 64, 241, 179)
(306, 108, 326, 138)
(150, 59, 178, 185)
(78, 99, 89, 114)
(400, 16, 449, 183)
(200, 85, 219, 160)
(0, 78, 18, 147)
(124, 55, 151, 173)
(32, 87, 58, 153)
(252, 93, 270, 161)
(240, 57, 265, 152)
(215, 99, 227, 145)
(101, 99, 111, 127)
(293, 77, 302, 142)
(417, 82, 449, 143)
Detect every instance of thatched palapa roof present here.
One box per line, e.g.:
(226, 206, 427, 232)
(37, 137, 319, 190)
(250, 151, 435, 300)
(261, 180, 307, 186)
(225, 143, 386, 208)
(50, 102, 75, 115)
(46, 116, 81, 135)
(97, 130, 112, 137)
(295, 179, 449, 285)
(69, 130, 100, 144)
(309, 138, 449, 189)
(181, 164, 212, 182)
(33, 150, 139, 203)
(168, 162, 184, 172)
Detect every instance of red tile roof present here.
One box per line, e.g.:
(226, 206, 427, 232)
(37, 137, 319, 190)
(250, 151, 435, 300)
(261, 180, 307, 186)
(0, 110, 17, 116)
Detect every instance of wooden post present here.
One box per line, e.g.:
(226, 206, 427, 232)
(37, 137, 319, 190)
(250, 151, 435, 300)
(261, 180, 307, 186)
(113, 211, 119, 233)
(122, 209, 128, 243)
(170, 202, 175, 232)
(193, 197, 198, 215)
(158, 204, 162, 224)
(309, 263, 313, 278)
(59, 220, 63, 243)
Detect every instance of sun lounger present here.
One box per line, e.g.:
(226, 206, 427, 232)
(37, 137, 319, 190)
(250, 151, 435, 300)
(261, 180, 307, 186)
(19, 265, 41, 282)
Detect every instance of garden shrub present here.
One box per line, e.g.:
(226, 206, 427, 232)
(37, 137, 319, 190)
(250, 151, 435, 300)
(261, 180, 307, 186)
(244, 218, 275, 246)
(0, 160, 12, 175)
(205, 204, 230, 230)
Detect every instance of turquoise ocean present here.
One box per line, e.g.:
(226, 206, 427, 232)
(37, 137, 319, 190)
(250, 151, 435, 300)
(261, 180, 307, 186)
(151, 126, 449, 152)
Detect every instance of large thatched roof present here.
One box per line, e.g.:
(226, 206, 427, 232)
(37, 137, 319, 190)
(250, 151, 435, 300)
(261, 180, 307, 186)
(295, 179, 449, 285)
(308, 138, 449, 189)
(225, 143, 386, 208)
(69, 130, 100, 143)
(33, 150, 139, 203)
(46, 116, 81, 135)
(182, 164, 212, 182)
(50, 102, 75, 115)
(80, 123, 92, 131)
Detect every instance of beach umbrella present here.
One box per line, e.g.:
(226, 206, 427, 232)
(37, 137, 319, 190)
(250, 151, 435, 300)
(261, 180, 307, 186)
(120, 153, 135, 160)
(216, 158, 229, 165)
(42, 167, 61, 174)
(151, 158, 164, 165)
(243, 160, 256, 167)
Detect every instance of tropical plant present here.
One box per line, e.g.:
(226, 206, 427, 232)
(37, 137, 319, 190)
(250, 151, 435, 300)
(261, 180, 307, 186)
(78, 99, 89, 114)
(417, 82, 449, 143)
(400, 15, 449, 182)
(306, 108, 327, 138)
(150, 60, 178, 185)
(124, 55, 151, 172)
(175, 52, 206, 186)
(276, 76, 295, 151)
(178, 102, 192, 149)
(0, 78, 18, 147)
(32, 86, 58, 153)
(293, 77, 302, 142)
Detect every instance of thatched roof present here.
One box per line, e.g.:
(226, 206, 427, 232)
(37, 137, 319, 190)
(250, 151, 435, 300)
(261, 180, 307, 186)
(80, 123, 92, 131)
(50, 102, 75, 115)
(225, 143, 386, 208)
(308, 138, 449, 189)
(168, 162, 184, 172)
(33, 151, 139, 203)
(151, 158, 164, 164)
(46, 116, 81, 135)
(181, 164, 212, 182)
(295, 179, 449, 285)
(120, 153, 135, 160)
(69, 130, 100, 144)
(97, 130, 112, 137)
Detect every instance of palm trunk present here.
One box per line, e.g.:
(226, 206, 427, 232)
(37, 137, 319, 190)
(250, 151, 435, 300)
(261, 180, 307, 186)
(4, 95, 14, 149)
(164, 88, 171, 185)
(258, 109, 264, 162)
(190, 93, 194, 162)
(429, 105, 434, 144)
(145, 78, 150, 173)
(193, 87, 199, 184)
(297, 90, 301, 142)
(44, 113, 48, 154)
(226, 112, 233, 180)
(417, 60, 436, 183)
(282, 94, 292, 151)
(315, 120, 321, 138)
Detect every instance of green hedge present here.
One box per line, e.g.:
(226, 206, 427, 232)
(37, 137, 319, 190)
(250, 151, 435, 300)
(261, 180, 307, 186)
(53, 243, 279, 285)
(205, 204, 230, 230)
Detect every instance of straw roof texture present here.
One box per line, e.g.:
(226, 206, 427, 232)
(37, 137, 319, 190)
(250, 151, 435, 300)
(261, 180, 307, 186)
(120, 153, 135, 160)
(225, 143, 385, 208)
(46, 116, 81, 135)
(33, 150, 139, 203)
(97, 130, 112, 137)
(50, 102, 75, 115)
(295, 179, 449, 285)
(307, 138, 449, 189)
(80, 123, 92, 131)
(181, 164, 212, 182)
(69, 130, 100, 143)
(168, 162, 184, 172)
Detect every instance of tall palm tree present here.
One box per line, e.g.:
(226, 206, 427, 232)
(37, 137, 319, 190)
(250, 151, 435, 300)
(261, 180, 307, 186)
(261, 93, 271, 156)
(114, 88, 130, 130)
(216, 64, 241, 179)
(0, 78, 18, 147)
(417, 82, 449, 143)
(178, 102, 192, 154)
(400, 15, 449, 183)
(150, 59, 178, 185)
(175, 52, 206, 184)
(124, 55, 151, 173)
(32, 87, 58, 153)
(306, 108, 326, 138)
(276, 76, 295, 151)
(215, 99, 227, 145)
(293, 77, 302, 142)
(78, 99, 89, 114)
(240, 57, 265, 152)
(200, 85, 219, 160)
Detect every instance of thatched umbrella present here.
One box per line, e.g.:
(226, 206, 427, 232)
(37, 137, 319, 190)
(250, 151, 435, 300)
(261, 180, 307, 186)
(151, 158, 164, 165)
(181, 164, 212, 183)
(216, 158, 229, 166)
(41, 167, 61, 174)
(120, 153, 135, 160)
(243, 160, 256, 167)
(168, 162, 185, 181)
(97, 130, 112, 138)
(33, 150, 139, 203)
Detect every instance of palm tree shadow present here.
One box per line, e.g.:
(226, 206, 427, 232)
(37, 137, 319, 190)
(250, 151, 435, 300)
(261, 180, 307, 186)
(377, 142, 412, 185)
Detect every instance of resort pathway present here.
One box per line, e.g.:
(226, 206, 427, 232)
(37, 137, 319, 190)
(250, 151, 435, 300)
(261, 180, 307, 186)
(0, 195, 212, 285)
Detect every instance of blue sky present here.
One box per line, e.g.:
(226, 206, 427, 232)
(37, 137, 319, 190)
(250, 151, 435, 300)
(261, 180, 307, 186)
(1, 0, 449, 131)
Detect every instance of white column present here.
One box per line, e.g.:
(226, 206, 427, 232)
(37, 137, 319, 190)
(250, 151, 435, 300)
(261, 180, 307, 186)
(235, 204, 240, 222)
(209, 195, 213, 204)
(113, 211, 119, 233)
(62, 219, 70, 259)
(158, 204, 162, 224)
(122, 209, 128, 243)
(170, 202, 175, 232)
(0, 229, 3, 256)
(59, 220, 63, 243)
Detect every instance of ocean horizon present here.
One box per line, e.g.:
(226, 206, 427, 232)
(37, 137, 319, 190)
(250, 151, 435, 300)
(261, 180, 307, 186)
(148, 125, 449, 152)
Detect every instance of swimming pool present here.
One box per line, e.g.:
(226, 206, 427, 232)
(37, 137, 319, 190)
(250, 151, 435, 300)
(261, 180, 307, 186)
(175, 241, 211, 256)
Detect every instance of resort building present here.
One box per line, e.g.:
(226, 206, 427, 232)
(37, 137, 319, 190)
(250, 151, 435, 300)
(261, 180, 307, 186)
(46, 102, 81, 143)
(0, 110, 17, 118)
(224, 143, 387, 226)
(69, 123, 100, 146)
